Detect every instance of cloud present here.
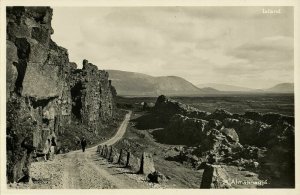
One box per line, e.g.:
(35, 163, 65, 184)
(226, 36, 293, 71)
(195, 38, 218, 49)
(230, 36, 293, 60)
(209, 35, 294, 88)
(51, 7, 294, 88)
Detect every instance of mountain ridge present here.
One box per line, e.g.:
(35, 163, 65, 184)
(107, 70, 294, 96)
(107, 70, 214, 96)
(197, 82, 294, 93)
(264, 82, 294, 93)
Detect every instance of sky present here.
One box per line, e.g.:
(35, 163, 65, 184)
(51, 6, 294, 89)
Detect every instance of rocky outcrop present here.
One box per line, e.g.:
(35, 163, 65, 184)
(70, 60, 116, 129)
(154, 95, 210, 125)
(257, 121, 295, 187)
(6, 7, 116, 183)
(153, 114, 240, 155)
(6, 7, 71, 183)
(96, 145, 102, 153)
(243, 111, 294, 126)
(151, 95, 295, 187)
(209, 109, 233, 121)
(154, 95, 294, 126)
(156, 114, 208, 145)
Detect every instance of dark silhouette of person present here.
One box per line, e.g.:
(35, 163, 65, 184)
(81, 137, 87, 152)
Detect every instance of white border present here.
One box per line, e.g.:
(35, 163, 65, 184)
(0, 0, 299, 195)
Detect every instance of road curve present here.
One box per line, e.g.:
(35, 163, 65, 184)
(91, 110, 132, 148)
(61, 110, 133, 189)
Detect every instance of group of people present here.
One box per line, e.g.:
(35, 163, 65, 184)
(42, 135, 57, 161)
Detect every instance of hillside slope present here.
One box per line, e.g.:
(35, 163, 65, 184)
(107, 70, 216, 96)
(265, 83, 294, 93)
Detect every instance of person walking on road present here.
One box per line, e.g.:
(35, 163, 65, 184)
(81, 136, 87, 152)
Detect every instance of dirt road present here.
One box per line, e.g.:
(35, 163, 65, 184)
(12, 110, 163, 189)
(60, 110, 138, 189)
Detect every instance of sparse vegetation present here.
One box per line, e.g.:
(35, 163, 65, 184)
(57, 109, 127, 152)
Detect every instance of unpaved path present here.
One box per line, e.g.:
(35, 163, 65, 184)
(60, 110, 142, 189)
(12, 111, 165, 189)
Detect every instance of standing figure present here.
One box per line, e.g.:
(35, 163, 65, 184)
(81, 137, 87, 152)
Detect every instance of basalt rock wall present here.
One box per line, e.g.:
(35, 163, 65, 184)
(70, 60, 116, 129)
(6, 7, 116, 183)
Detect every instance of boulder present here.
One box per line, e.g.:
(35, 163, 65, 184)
(139, 152, 155, 175)
(106, 146, 112, 159)
(108, 147, 119, 163)
(97, 145, 102, 154)
(125, 152, 131, 167)
(147, 171, 166, 183)
(126, 153, 141, 173)
(100, 146, 105, 156)
(118, 149, 128, 166)
(103, 145, 108, 157)
(200, 164, 232, 189)
(220, 128, 239, 143)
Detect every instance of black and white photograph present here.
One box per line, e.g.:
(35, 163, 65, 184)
(1, 0, 299, 193)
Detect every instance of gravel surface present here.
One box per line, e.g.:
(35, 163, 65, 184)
(8, 111, 166, 189)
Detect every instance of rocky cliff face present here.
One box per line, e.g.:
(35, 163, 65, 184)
(70, 59, 116, 129)
(6, 7, 116, 183)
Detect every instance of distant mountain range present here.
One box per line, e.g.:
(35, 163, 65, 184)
(107, 70, 294, 96)
(196, 83, 294, 93)
(196, 83, 253, 92)
(107, 70, 210, 96)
